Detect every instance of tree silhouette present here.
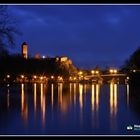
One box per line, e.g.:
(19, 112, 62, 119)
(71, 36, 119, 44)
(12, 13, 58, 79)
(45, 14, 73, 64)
(122, 47, 140, 72)
(0, 6, 21, 57)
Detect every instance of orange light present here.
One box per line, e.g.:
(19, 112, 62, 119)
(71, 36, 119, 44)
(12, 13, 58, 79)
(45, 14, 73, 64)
(69, 76, 72, 80)
(96, 71, 99, 74)
(33, 75, 37, 79)
(110, 69, 113, 73)
(21, 75, 24, 79)
(91, 70, 95, 74)
(127, 77, 129, 80)
(74, 77, 77, 80)
(51, 76, 54, 79)
(78, 71, 83, 75)
(114, 69, 117, 74)
(59, 77, 63, 80)
(40, 76, 43, 80)
(7, 75, 10, 78)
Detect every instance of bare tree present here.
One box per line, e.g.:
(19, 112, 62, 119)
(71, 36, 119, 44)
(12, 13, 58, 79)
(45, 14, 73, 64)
(0, 5, 21, 57)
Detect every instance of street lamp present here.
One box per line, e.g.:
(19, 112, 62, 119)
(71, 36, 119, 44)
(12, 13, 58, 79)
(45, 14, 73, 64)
(74, 77, 77, 80)
(21, 75, 24, 79)
(78, 71, 83, 75)
(40, 76, 43, 80)
(109, 69, 117, 74)
(7, 75, 10, 78)
(33, 75, 37, 79)
(95, 71, 99, 74)
(109, 69, 113, 74)
(51, 76, 54, 79)
(114, 69, 117, 74)
(91, 70, 95, 74)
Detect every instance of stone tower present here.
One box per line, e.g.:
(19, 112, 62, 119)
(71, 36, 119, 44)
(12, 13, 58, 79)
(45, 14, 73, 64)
(21, 42, 28, 59)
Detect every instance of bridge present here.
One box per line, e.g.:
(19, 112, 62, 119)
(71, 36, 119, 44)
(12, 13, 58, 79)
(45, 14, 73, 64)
(81, 73, 127, 84)
(85, 73, 126, 79)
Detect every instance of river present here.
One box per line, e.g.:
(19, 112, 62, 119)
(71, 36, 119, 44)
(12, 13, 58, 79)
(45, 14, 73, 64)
(0, 83, 140, 135)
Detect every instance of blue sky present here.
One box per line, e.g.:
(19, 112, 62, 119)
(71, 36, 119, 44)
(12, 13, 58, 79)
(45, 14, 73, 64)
(6, 4, 140, 69)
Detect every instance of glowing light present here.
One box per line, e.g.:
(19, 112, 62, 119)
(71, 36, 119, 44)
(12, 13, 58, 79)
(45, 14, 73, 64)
(110, 69, 118, 74)
(58, 76, 63, 81)
(114, 69, 117, 74)
(110, 69, 113, 73)
(127, 84, 129, 107)
(21, 84, 28, 124)
(40, 76, 43, 80)
(70, 83, 72, 103)
(74, 83, 76, 106)
(42, 55, 45, 59)
(51, 84, 54, 108)
(78, 71, 83, 75)
(91, 70, 95, 74)
(110, 83, 118, 117)
(21, 75, 24, 79)
(96, 84, 99, 111)
(51, 76, 54, 79)
(34, 83, 37, 112)
(91, 84, 95, 111)
(21, 84, 24, 113)
(33, 75, 37, 79)
(58, 83, 63, 107)
(95, 71, 99, 74)
(114, 84, 117, 115)
(74, 77, 77, 80)
(79, 84, 83, 110)
(40, 83, 45, 126)
(127, 77, 129, 80)
(133, 69, 136, 73)
(110, 83, 113, 116)
(7, 75, 10, 78)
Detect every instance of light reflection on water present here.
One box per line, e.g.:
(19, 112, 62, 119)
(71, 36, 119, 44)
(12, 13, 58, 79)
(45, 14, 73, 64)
(126, 84, 129, 108)
(0, 82, 140, 135)
(34, 83, 37, 113)
(51, 84, 54, 109)
(109, 83, 118, 131)
(21, 83, 28, 125)
(40, 83, 46, 127)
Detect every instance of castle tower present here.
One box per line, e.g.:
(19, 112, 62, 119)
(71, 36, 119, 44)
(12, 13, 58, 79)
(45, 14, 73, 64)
(21, 42, 28, 59)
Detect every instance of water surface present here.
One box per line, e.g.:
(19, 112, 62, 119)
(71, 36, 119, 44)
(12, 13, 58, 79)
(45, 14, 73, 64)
(0, 83, 140, 135)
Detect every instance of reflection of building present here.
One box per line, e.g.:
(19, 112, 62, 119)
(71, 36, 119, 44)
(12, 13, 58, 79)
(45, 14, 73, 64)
(21, 42, 28, 59)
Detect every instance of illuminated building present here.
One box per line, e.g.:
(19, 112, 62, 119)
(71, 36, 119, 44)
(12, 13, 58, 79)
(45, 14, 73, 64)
(55, 56, 72, 65)
(21, 42, 28, 59)
(34, 54, 41, 59)
(60, 56, 68, 62)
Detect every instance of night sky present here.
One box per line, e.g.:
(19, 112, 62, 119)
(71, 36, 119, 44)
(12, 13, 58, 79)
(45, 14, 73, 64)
(7, 4, 140, 69)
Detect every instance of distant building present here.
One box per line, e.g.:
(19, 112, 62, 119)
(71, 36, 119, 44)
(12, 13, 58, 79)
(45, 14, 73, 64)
(34, 54, 48, 59)
(60, 56, 68, 62)
(21, 42, 28, 59)
(56, 56, 72, 65)
(56, 56, 68, 62)
(34, 53, 41, 59)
